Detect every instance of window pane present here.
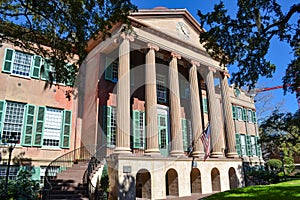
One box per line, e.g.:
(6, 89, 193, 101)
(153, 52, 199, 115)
(12, 51, 32, 77)
(3, 101, 25, 143)
(43, 108, 62, 147)
(157, 75, 167, 102)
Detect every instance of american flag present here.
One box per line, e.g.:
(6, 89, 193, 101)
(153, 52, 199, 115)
(201, 123, 211, 161)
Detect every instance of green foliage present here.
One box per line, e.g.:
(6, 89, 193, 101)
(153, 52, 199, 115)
(206, 179, 300, 200)
(0, 168, 40, 200)
(267, 159, 282, 172)
(259, 109, 300, 168)
(100, 164, 109, 193)
(198, 1, 300, 93)
(0, 0, 137, 87)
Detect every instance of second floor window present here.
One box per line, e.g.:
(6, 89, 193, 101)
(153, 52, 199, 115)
(157, 75, 167, 103)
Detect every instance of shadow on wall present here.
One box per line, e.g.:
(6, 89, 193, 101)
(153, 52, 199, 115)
(119, 175, 136, 200)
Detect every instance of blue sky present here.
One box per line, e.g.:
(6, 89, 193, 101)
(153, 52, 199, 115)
(131, 0, 299, 115)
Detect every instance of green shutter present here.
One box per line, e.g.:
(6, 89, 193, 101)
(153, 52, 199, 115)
(252, 111, 257, 123)
(203, 98, 208, 113)
(105, 57, 114, 81)
(34, 106, 45, 147)
(256, 136, 261, 157)
(61, 110, 72, 148)
(232, 105, 237, 120)
(31, 55, 42, 79)
(0, 101, 6, 136)
(41, 59, 51, 80)
(22, 104, 35, 146)
(242, 108, 247, 121)
(235, 133, 241, 156)
(31, 166, 41, 181)
(2, 48, 14, 73)
(106, 106, 112, 147)
(133, 110, 141, 148)
(182, 118, 188, 151)
(246, 135, 252, 156)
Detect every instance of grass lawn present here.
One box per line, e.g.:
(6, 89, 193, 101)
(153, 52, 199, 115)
(205, 179, 300, 200)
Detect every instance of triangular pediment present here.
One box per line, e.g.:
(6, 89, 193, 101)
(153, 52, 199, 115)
(129, 8, 205, 50)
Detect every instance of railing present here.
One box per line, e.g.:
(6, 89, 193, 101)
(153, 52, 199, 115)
(84, 146, 107, 200)
(42, 144, 97, 199)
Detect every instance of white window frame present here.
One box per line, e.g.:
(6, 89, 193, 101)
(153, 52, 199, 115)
(251, 136, 257, 156)
(240, 134, 246, 156)
(247, 109, 253, 123)
(2, 101, 26, 144)
(42, 107, 63, 148)
(12, 51, 33, 77)
(237, 107, 243, 121)
(157, 74, 167, 103)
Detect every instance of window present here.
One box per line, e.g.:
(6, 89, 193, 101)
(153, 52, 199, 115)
(40, 166, 60, 187)
(247, 110, 253, 123)
(104, 106, 116, 147)
(180, 79, 190, 99)
(240, 134, 246, 156)
(132, 110, 145, 149)
(0, 166, 19, 180)
(12, 51, 33, 76)
(237, 107, 243, 121)
(0, 100, 71, 148)
(181, 118, 192, 152)
(105, 57, 118, 83)
(158, 114, 168, 149)
(43, 108, 63, 147)
(251, 136, 257, 156)
(2, 101, 25, 144)
(157, 75, 167, 103)
(2, 48, 42, 78)
(202, 98, 208, 113)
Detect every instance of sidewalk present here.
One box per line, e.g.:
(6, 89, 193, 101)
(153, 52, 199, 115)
(166, 192, 216, 200)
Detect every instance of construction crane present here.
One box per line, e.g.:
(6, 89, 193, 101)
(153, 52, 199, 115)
(249, 84, 300, 109)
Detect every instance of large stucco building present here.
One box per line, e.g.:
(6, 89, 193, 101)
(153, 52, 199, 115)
(78, 8, 264, 199)
(0, 7, 263, 199)
(0, 43, 80, 184)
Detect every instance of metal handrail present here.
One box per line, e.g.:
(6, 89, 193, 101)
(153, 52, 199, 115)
(84, 145, 106, 200)
(42, 144, 97, 199)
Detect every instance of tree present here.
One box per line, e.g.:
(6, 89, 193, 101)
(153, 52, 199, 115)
(259, 109, 300, 173)
(198, 1, 299, 95)
(0, 168, 40, 199)
(0, 0, 137, 86)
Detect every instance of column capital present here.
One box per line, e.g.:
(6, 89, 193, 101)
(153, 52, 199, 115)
(120, 32, 134, 42)
(147, 43, 159, 51)
(208, 66, 217, 73)
(223, 71, 230, 78)
(191, 60, 200, 67)
(171, 52, 181, 59)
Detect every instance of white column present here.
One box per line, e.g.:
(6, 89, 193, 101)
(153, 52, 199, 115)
(145, 43, 160, 155)
(205, 67, 223, 157)
(114, 33, 133, 154)
(169, 52, 184, 156)
(189, 60, 204, 157)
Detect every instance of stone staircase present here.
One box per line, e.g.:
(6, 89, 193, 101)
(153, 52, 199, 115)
(48, 162, 89, 200)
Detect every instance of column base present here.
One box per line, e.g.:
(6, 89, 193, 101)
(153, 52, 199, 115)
(191, 151, 205, 158)
(114, 147, 132, 155)
(145, 149, 161, 156)
(210, 152, 224, 158)
(226, 152, 239, 158)
(170, 150, 185, 157)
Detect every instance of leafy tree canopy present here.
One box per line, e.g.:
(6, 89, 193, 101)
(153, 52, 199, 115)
(259, 109, 300, 168)
(0, 0, 137, 86)
(198, 0, 299, 95)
